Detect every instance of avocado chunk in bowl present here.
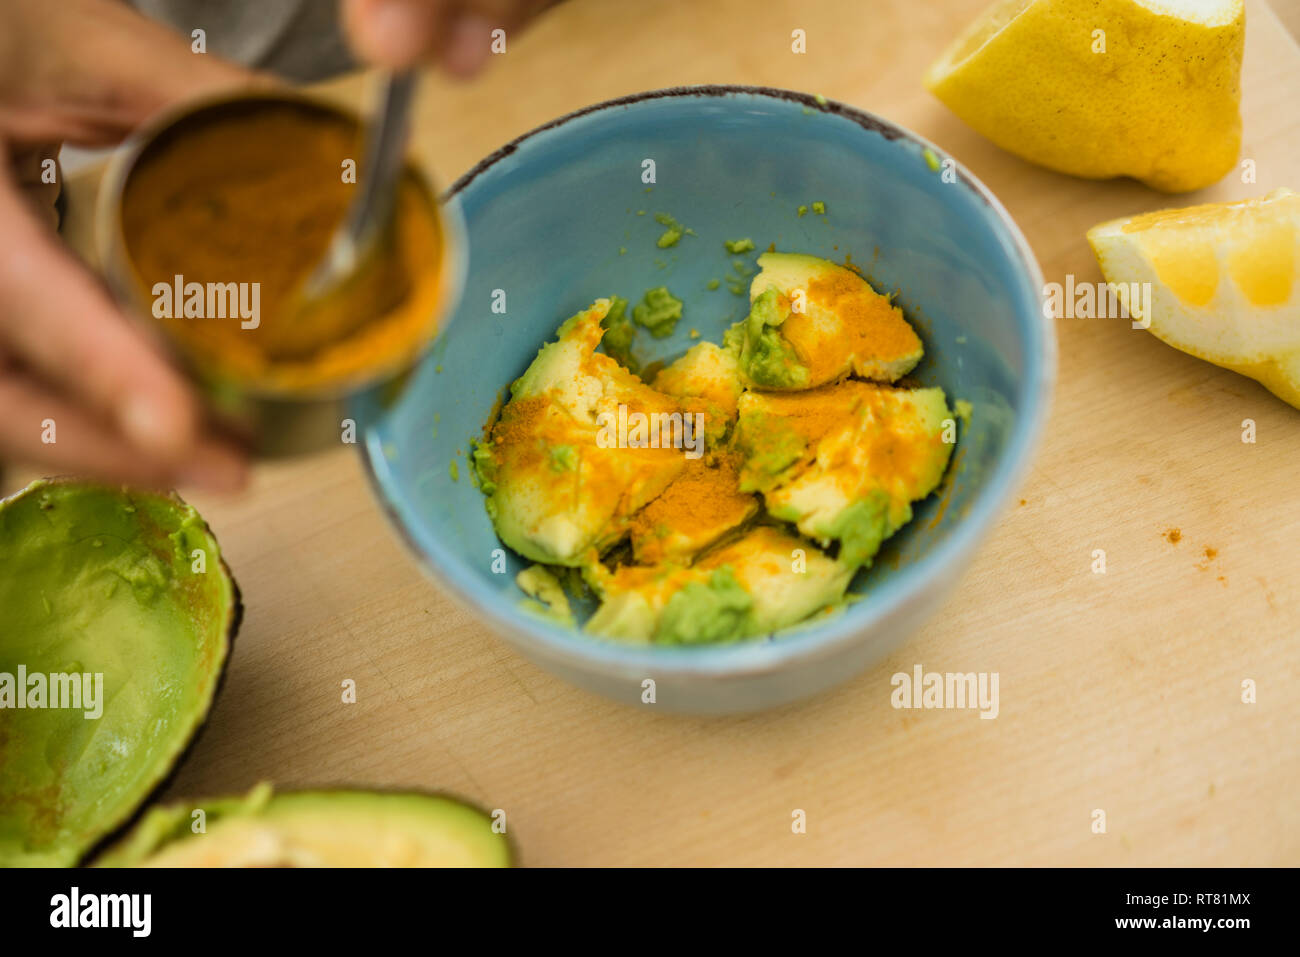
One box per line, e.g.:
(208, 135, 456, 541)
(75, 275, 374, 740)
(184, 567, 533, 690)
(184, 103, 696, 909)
(735, 252, 925, 390)
(473, 299, 686, 567)
(0, 479, 239, 867)
(93, 783, 512, 867)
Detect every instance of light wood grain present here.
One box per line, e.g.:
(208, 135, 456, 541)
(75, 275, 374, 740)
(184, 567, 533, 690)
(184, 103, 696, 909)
(12, 0, 1300, 865)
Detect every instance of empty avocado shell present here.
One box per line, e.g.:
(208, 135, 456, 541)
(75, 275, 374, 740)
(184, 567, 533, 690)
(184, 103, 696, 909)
(0, 479, 240, 867)
(93, 783, 513, 867)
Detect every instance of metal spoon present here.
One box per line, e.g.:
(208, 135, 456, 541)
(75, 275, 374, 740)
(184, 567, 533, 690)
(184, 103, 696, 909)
(277, 71, 420, 359)
(304, 71, 419, 298)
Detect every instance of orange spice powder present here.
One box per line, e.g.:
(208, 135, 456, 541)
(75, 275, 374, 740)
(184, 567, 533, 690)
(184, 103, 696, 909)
(628, 450, 756, 563)
(119, 98, 445, 392)
(778, 270, 922, 383)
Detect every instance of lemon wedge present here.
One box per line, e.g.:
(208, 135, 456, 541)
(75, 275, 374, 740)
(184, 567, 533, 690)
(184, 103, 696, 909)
(924, 0, 1245, 192)
(1088, 188, 1300, 408)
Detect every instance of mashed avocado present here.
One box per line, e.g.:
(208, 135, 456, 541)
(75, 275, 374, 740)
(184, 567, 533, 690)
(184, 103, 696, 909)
(473, 251, 957, 644)
(653, 212, 693, 248)
(632, 286, 684, 338)
(733, 287, 810, 389)
(599, 295, 638, 371)
(655, 567, 755, 645)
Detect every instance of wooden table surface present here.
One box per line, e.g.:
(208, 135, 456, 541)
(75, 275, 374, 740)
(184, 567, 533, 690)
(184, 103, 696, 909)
(24, 0, 1300, 865)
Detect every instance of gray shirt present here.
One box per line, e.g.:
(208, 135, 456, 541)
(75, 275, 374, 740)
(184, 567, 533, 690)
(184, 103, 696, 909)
(127, 0, 355, 81)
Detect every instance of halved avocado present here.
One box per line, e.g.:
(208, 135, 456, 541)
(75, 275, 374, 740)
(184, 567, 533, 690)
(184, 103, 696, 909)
(0, 479, 239, 867)
(93, 783, 512, 867)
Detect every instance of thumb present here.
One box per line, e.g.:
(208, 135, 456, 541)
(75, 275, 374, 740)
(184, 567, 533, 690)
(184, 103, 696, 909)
(343, 0, 448, 71)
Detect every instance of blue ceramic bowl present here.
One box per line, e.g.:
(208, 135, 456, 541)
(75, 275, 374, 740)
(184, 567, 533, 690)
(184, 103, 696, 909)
(356, 86, 1054, 713)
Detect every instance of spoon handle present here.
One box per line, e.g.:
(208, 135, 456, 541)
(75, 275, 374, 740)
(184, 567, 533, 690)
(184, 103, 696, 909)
(344, 70, 420, 248)
(309, 70, 419, 288)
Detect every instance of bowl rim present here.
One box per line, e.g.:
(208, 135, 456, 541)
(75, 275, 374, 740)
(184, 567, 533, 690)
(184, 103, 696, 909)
(359, 84, 1056, 680)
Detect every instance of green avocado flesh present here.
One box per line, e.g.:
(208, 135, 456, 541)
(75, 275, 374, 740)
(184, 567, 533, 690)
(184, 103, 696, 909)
(631, 286, 684, 338)
(736, 382, 955, 569)
(473, 252, 957, 645)
(585, 526, 854, 644)
(0, 480, 236, 867)
(655, 567, 754, 645)
(473, 299, 686, 567)
(735, 252, 925, 390)
(734, 286, 809, 389)
(93, 784, 511, 867)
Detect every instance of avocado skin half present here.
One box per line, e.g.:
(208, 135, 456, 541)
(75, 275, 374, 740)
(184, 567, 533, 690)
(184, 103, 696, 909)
(80, 579, 243, 868)
(92, 784, 515, 867)
(0, 478, 241, 867)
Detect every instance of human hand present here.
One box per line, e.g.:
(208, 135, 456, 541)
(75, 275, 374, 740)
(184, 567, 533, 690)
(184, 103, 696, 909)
(342, 0, 560, 76)
(0, 0, 255, 490)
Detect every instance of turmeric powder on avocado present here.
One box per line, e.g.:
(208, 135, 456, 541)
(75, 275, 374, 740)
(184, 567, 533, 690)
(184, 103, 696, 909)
(473, 253, 959, 645)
